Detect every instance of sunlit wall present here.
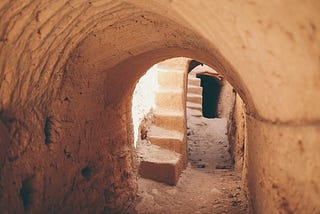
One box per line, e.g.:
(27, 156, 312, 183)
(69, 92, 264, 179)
(132, 65, 158, 147)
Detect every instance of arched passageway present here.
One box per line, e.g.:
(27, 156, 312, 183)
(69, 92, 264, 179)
(0, 1, 319, 213)
(131, 58, 247, 213)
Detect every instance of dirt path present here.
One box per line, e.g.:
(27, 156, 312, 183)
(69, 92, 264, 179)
(134, 109, 248, 213)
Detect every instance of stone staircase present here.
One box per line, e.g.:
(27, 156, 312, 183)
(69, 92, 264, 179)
(138, 141, 184, 185)
(138, 60, 187, 185)
(187, 73, 203, 117)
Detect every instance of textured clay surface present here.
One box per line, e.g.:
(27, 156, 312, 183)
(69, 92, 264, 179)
(0, 1, 319, 213)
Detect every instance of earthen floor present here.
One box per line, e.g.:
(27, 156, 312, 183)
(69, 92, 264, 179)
(134, 110, 248, 214)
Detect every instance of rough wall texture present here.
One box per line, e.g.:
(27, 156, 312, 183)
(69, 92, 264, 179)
(228, 94, 247, 173)
(218, 81, 235, 119)
(247, 116, 320, 213)
(227, 93, 250, 210)
(0, 0, 319, 213)
(132, 65, 157, 146)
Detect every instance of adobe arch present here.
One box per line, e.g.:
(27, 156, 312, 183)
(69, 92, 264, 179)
(0, 1, 318, 213)
(50, 11, 254, 213)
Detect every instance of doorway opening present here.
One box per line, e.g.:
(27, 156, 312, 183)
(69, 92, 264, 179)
(187, 62, 234, 171)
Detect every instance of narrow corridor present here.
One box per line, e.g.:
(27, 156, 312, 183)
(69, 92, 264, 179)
(135, 108, 248, 213)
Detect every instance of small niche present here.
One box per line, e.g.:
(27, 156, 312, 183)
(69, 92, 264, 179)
(44, 117, 52, 145)
(81, 166, 92, 180)
(20, 178, 34, 210)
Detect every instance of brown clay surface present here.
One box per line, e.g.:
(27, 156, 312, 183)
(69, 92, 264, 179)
(134, 109, 248, 213)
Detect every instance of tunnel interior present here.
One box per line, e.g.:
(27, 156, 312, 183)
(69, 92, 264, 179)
(0, 1, 319, 213)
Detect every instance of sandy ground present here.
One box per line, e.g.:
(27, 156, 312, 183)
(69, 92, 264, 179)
(134, 109, 248, 214)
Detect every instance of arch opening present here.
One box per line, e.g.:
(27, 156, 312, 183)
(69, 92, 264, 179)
(131, 57, 248, 212)
(51, 20, 253, 211)
(0, 5, 254, 213)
